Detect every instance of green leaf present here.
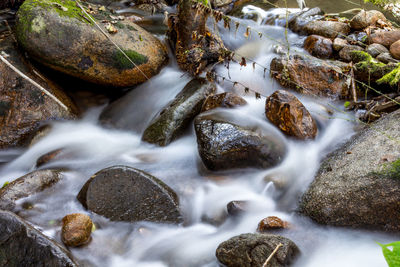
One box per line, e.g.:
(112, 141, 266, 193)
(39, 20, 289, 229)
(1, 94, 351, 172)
(344, 101, 350, 108)
(379, 242, 400, 267)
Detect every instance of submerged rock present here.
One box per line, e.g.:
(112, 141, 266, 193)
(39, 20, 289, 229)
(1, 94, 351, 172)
(299, 110, 400, 231)
(304, 35, 333, 59)
(61, 213, 93, 247)
(142, 78, 216, 146)
(350, 10, 387, 30)
(0, 37, 76, 148)
(303, 20, 350, 39)
(226, 200, 249, 216)
(0, 169, 62, 211)
(78, 166, 182, 224)
(265, 90, 317, 140)
(194, 110, 286, 171)
(15, 0, 167, 87)
(201, 92, 247, 112)
(270, 55, 351, 99)
(216, 233, 299, 267)
(0, 210, 78, 267)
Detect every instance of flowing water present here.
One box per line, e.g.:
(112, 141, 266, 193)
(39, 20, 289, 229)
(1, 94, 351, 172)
(0, 3, 397, 267)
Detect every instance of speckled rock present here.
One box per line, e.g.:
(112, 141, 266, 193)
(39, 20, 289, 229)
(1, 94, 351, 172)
(78, 166, 182, 223)
(194, 110, 286, 171)
(304, 35, 333, 59)
(201, 92, 247, 112)
(142, 78, 216, 146)
(15, 0, 167, 87)
(0, 210, 78, 267)
(299, 110, 400, 231)
(350, 10, 387, 30)
(61, 213, 93, 247)
(216, 233, 299, 267)
(303, 20, 350, 39)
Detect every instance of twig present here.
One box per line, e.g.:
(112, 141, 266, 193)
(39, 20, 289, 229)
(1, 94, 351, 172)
(262, 243, 283, 267)
(350, 62, 358, 102)
(0, 53, 69, 112)
(74, 0, 150, 81)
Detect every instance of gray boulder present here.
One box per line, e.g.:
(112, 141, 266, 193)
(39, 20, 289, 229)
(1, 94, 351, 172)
(299, 110, 400, 231)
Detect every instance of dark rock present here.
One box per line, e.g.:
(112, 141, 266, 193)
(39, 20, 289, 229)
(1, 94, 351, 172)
(227, 200, 248, 216)
(216, 233, 299, 267)
(350, 10, 387, 30)
(390, 39, 400, 60)
(78, 166, 182, 224)
(270, 54, 351, 99)
(304, 35, 333, 59)
(257, 216, 288, 232)
(299, 110, 400, 231)
(303, 20, 350, 39)
(265, 90, 317, 140)
(366, 43, 389, 58)
(332, 38, 348, 52)
(194, 110, 286, 171)
(377, 52, 400, 64)
(288, 7, 324, 34)
(353, 56, 397, 83)
(346, 32, 368, 45)
(0, 37, 76, 148)
(0, 169, 62, 211)
(201, 92, 247, 112)
(142, 78, 216, 146)
(15, 0, 167, 87)
(36, 149, 63, 167)
(61, 213, 93, 247)
(0, 210, 78, 267)
(339, 45, 364, 62)
(368, 30, 400, 48)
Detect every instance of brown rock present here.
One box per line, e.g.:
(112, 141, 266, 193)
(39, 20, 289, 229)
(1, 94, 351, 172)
(303, 35, 333, 59)
(201, 92, 247, 112)
(339, 45, 364, 62)
(265, 90, 317, 139)
(257, 216, 288, 232)
(350, 10, 387, 30)
(333, 38, 348, 52)
(368, 30, 400, 48)
(303, 20, 350, 39)
(390, 39, 400, 60)
(61, 213, 93, 247)
(270, 55, 351, 99)
(36, 149, 63, 167)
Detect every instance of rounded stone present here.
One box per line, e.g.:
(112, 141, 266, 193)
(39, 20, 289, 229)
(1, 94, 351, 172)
(366, 43, 389, 58)
(201, 92, 247, 112)
(350, 10, 387, 30)
(61, 213, 93, 247)
(304, 35, 333, 59)
(390, 39, 400, 60)
(257, 216, 288, 232)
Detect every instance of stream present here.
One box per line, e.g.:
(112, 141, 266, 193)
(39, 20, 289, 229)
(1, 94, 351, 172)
(0, 2, 398, 266)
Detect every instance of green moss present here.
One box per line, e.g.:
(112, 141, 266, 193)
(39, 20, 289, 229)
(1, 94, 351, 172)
(379, 158, 400, 179)
(113, 49, 148, 70)
(350, 50, 373, 63)
(115, 21, 125, 29)
(377, 64, 400, 86)
(354, 53, 387, 73)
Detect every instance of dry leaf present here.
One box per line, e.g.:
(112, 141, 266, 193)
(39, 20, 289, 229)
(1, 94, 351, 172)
(105, 23, 118, 34)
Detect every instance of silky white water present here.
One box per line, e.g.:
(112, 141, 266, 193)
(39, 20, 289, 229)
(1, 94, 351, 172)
(0, 6, 396, 267)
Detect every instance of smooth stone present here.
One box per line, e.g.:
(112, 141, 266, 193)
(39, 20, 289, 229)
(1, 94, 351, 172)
(288, 7, 324, 34)
(303, 35, 333, 59)
(390, 39, 400, 60)
(303, 20, 350, 39)
(201, 92, 247, 112)
(366, 43, 389, 58)
(332, 38, 348, 52)
(61, 213, 93, 247)
(350, 10, 387, 30)
(368, 30, 400, 48)
(226, 200, 249, 216)
(257, 216, 289, 232)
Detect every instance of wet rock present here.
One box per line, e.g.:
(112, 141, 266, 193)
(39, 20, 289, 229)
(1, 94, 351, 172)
(36, 149, 63, 167)
(270, 54, 351, 99)
(201, 92, 247, 112)
(265, 90, 317, 140)
(299, 110, 400, 231)
(303, 35, 333, 59)
(142, 78, 216, 146)
(350, 10, 387, 30)
(390, 39, 400, 60)
(0, 37, 76, 148)
(78, 166, 182, 223)
(15, 0, 167, 87)
(303, 20, 350, 39)
(0, 169, 62, 211)
(61, 213, 93, 247)
(194, 110, 286, 171)
(333, 38, 348, 52)
(366, 43, 389, 58)
(368, 30, 400, 48)
(257, 216, 288, 232)
(377, 52, 400, 64)
(216, 233, 299, 267)
(288, 7, 324, 34)
(339, 45, 364, 62)
(227, 200, 248, 216)
(0, 210, 78, 267)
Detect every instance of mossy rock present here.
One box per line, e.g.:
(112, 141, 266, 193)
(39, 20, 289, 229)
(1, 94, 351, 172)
(15, 0, 168, 87)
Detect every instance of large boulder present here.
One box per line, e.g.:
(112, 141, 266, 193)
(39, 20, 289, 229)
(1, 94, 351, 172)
(142, 78, 216, 146)
(350, 10, 387, 30)
(0, 169, 63, 211)
(194, 110, 286, 171)
(216, 233, 299, 267)
(0, 37, 76, 148)
(270, 55, 351, 99)
(303, 20, 350, 39)
(265, 90, 317, 140)
(0, 210, 78, 267)
(77, 166, 182, 224)
(15, 0, 168, 87)
(299, 110, 400, 231)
